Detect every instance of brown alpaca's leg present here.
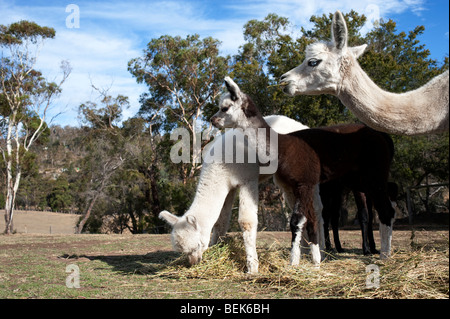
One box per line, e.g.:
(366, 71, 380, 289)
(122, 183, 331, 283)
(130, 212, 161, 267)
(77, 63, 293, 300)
(290, 185, 320, 267)
(354, 191, 372, 255)
(371, 188, 395, 259)
(290, 198, 306, 266)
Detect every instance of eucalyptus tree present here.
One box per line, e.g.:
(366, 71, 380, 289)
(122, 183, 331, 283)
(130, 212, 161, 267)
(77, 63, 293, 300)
(0, 21, 70, 234)
(128, 34, 229, 181)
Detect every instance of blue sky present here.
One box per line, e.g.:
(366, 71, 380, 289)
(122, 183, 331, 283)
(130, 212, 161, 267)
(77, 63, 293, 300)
(1, 0, 448, 126)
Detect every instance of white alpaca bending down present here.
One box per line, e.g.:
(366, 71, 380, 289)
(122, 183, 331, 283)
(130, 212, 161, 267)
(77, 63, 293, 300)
(281, 10, 449, 136)
(159, 115, 324, 274)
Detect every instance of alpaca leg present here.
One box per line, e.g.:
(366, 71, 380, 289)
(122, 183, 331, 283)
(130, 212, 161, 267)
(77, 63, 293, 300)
(379, 218, 394, 259)
(306, 218, 321, 267)
(316, 215, 325, 261)
(373, 191, 396, 259)
(277, 183, 310, 257)
(354, 191, 371, 255)
(211, 188, 236, 246)
(319, 186, 333, 251)
(331, 205, 343, 253)
(238, 182, 259, 274)
(378, 183, 399, 258)
(295, 209, 321, 267)
(313, 185, 325, 255)
(290, 200, 306, 266)
(330, 186, 345, 253)
(301, 185, 324, 257)
(305, 186, 320, 266)
(290, 185, 316, 266)
(323, 191, 343, 252)
(320, 183, 342, 252)
(366, 196, 379, 254)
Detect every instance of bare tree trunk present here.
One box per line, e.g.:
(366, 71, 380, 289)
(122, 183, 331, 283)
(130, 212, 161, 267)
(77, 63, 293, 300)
(140, 164, 161, 219)
(75, 157, 124, 234)
(4, 173, 20, 234)
(3, 115, 21, 235)
(149, 165, 161, 218)
(76, 192, 100, 234)
(4, 175, 15, 235)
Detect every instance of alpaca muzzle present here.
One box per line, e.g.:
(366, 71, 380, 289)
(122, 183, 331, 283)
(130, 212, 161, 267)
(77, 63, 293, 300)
(188, 252, 202, 266)
(210, 115, 223, 128)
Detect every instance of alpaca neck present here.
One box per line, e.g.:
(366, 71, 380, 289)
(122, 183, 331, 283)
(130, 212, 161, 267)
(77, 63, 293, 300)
(186, 164, 231, 233)
(242, 111, 279, 155)
(241, 109, 271, 130)
(338, 60, 449, 135)
(237, 96, 277, 147)
(236, 104, 280, 175)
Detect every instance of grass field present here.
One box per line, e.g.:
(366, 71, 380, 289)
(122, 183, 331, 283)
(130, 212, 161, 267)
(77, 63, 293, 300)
(0, 228, 448, 299)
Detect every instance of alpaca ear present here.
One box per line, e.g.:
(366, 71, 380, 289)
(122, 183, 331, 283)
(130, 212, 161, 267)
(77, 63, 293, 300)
(186, 215, 199, 231)
(332, 11, 348, 50)
(224, 76, 240, 102)
(350, 44, 367, 59)
(159, 210, 179, 227)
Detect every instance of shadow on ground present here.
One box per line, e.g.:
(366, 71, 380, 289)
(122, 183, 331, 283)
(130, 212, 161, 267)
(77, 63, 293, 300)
(59, 250, 184, 275)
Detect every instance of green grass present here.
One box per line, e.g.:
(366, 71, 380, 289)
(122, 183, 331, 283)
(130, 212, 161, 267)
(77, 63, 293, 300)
(0, 230, 448, 299)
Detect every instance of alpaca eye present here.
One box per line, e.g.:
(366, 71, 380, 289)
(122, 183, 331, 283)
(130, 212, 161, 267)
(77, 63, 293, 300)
(221, 107, 229, 112)
(308, 59, 322, 67)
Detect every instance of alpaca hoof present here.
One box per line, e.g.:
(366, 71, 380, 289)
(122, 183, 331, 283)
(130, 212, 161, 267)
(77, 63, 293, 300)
(246, 268, 259, 275)
(290, 258, 300, 267)
(246, 262, 259, 274)
(380, 252, 390, 260)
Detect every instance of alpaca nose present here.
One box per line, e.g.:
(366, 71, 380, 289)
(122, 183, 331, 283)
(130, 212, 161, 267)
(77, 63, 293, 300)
(280, 74, 287, 82)
(188, 253, 202, 265)
(210, 115, 219, 127)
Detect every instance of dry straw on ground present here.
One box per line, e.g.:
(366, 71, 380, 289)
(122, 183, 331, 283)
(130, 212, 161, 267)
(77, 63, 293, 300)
(153, 233, 449, 299)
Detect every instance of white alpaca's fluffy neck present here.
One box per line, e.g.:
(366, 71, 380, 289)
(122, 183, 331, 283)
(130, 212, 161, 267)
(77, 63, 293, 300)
(338, 60, 449, 135)
(186, 164, 231, 233)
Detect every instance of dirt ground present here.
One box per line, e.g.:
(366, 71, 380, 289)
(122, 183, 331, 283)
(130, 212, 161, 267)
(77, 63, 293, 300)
(0, 228, 447, 299)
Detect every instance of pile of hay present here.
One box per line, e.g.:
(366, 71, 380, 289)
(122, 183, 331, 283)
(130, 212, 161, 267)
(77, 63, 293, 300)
(154, 234, 449, 298)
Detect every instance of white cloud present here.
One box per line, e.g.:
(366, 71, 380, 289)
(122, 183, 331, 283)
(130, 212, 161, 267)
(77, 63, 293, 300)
(32, 27, 143, 126)
(223, 0, 427, 33)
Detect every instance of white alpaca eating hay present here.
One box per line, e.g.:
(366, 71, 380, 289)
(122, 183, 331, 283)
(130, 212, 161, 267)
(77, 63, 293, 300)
(159, 115, 323, 274)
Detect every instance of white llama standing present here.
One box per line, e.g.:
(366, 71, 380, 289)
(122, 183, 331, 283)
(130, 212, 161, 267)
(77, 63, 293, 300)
(281, 10, 449, 136)
(160, 115, 324, 274)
